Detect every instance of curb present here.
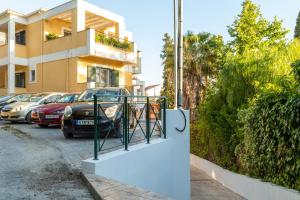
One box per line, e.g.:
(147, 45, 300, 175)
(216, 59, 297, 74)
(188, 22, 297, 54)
(80, 172, 103, 200)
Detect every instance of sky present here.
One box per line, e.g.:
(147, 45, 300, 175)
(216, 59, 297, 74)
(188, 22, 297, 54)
(1, 0, 299, 86)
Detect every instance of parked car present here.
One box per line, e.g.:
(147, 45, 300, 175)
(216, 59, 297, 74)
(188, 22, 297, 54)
(31, 93, 79, 127)
(0, 94, 33, 112)
(1, 93, 64, 123)
(0, 95, 14, 103)
(61, 88, 130, 139)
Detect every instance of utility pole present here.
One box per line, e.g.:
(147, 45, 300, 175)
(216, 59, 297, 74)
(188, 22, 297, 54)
(177, 0, 183, 108)
(173, 0, 178, 109)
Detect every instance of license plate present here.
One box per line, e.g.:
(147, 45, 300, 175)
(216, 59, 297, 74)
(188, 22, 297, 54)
(76, 120, 94, 125)
(45, 115, 59, 119)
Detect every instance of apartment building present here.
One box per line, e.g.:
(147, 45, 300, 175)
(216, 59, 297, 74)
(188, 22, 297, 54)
(0, 0, 143, 95)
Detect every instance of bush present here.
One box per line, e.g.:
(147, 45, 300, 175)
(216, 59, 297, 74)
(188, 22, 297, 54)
(95, 33, 133, 52)
(191, 87, 240, 170)
(237, 91, 300, 190)
(46, 33, 59, 41)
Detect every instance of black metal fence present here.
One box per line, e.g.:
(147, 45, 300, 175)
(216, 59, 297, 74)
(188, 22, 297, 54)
(93, 95, 167, 160)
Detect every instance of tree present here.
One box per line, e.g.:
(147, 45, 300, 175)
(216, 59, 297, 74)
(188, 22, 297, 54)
(193, 0, 290, 169)
(295, 11, 300, 39)
(183, 32, 224, 118)
(228, 0, 288, 54)
(160, 32, 224, 118)
(160, 33, 175, 108)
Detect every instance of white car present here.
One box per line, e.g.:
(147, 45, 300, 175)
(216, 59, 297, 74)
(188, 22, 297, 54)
(1, 93, 64, 123)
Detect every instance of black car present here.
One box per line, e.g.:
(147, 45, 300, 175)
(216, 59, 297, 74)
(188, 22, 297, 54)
(61, 88, 130, 139)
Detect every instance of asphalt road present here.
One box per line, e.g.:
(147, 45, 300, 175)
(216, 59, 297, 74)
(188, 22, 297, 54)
(0, 121, 147, 199)
(0, 120, 94, 200)
(0, 119, 158, 200)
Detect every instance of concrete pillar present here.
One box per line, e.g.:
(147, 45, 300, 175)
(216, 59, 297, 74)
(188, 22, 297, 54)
(7, 20, 15, 94)
(72, 8, 86, 35)
(115, 23, 125, 39)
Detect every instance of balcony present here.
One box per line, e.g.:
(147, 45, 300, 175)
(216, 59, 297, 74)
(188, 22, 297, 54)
(15, 44, 27, 58)
(43, 29, 88, 55)
(93, 32, 137, 65)
(95, 32, 134, 52)
(0, 44, 28, 59)
(0, 45, 7, 59)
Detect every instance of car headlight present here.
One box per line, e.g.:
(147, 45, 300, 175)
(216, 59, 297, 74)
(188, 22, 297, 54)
(105, 105, 118, 119)
(64, 106, 72, 118)
(2, 106, 12, 112)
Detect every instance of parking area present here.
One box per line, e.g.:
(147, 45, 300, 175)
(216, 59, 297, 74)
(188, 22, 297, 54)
(0, 120, 151, 200)
(0, 120, 93, 199)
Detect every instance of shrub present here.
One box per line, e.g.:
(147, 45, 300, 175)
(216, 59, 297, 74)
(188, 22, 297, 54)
(237, 91, 300, 190)
(95, 33, 133, 52)
(46, 33, 59, 41)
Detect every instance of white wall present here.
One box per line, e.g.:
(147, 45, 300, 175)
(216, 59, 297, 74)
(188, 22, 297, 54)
(82, 109, 190, 200)
(191, 154, 300, 200)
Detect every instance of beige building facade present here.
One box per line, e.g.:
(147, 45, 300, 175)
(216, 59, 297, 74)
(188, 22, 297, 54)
(0, 0, 143, 95)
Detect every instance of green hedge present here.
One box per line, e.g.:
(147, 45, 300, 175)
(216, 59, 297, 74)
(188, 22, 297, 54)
(237, 91, 300, 190)
(95, 33, 133, 52)
(46, 33, 59, 41)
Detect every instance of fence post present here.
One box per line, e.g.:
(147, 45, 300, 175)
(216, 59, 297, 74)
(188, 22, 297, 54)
(163, 97, 167, 139)
(124, 96, 129, 150)
(93, 95, 98, 160)
(146, 97, 150, 144)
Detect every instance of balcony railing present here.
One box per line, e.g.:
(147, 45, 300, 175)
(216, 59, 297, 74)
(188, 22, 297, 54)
(95, 32, 134, 52)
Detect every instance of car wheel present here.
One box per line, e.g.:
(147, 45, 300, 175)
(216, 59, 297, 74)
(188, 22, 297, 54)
(25, 112, 32, 124)
(38, 124, 48, 128)
(63, 130, 73, 139)
(113, 118, 124, 138)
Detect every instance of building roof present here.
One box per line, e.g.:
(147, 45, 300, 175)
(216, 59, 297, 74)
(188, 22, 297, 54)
(0, 8, 47, 19)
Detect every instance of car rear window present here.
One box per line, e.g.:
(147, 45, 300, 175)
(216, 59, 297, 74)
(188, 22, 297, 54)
(57, 94, 78, 103)
(78, 90, 120, 102)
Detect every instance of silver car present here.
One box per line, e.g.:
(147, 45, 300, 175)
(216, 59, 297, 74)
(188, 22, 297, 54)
(1, 93, 64, 123)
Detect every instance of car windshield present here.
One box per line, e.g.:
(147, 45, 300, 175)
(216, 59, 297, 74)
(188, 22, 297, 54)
(0, 96, 13, 102)
(78, 90, 120, 102)
(10, 94, 32, 102)
(28, 94, 48, 102)
(57, 94, 78, 103)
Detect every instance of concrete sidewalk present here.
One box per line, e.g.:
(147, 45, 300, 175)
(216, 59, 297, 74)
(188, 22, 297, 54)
(191, 166, 246, 200)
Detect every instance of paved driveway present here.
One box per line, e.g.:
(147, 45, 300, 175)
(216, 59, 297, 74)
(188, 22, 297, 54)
(0, 119, 150, 200)
(191, 166, 246, 200)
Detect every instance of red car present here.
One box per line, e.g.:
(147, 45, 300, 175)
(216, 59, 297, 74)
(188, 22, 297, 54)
(31, 94, 79, 127)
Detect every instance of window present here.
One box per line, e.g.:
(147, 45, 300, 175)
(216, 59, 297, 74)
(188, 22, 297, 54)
(0, 32, 6, 45)
(87, 66, 119, 87)
(15, 72, 25, 88)
(110, 70, 119, 87)
(62, 28, 72, 37)
(15, 31, 26, 45)
(30, 69, 36, 82)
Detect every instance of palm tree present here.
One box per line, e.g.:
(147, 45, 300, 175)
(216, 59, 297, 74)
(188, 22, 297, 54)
(183, 32, 224, 119)
(161, 32, 224, 120)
